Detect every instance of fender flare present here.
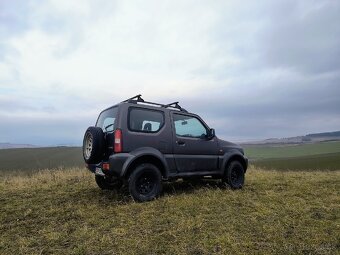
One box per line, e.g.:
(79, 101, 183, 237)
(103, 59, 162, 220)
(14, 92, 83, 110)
(120, 147, 170, 178)
(220, 150, 248, 173)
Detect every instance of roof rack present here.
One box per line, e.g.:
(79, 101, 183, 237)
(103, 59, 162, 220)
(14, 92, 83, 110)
(123, 94, 144, 103)
(164, 102, 187, 112)
(122, 94, 188, 113)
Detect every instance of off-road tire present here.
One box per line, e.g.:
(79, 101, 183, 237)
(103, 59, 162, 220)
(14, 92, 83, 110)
(95, 175, 123, 190)
(128, 163, 162, 202)
(223, 161, 245, 189)
(83, 126, 105, 164)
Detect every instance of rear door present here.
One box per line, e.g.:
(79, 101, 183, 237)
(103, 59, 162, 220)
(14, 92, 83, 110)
(171, 113, 219, 172)
(96, 106, 118, 159)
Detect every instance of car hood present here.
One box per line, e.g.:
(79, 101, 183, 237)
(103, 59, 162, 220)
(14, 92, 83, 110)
(217, 137, 244, 155)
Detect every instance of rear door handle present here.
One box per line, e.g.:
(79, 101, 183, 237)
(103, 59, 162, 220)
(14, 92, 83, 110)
(177, 140, 185, 146)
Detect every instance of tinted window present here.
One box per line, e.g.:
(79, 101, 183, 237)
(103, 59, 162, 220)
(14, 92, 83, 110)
(96, 107, 118, 132)
(173, 114, 207, 138)
(129, 108, 164, 132)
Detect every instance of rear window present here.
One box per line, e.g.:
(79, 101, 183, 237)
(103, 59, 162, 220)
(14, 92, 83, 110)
(96, 107, 118, 132)
(129, 108, 164, 133)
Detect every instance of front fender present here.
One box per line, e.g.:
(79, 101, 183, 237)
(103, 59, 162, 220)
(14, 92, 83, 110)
(220, 150, 248, 173)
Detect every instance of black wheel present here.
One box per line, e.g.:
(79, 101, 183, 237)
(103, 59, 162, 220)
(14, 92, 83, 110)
(128, 163, 162, 202)
(83, 126, 105, 164)
(95, 175, 123, 190)
(223, 161, 245, 189)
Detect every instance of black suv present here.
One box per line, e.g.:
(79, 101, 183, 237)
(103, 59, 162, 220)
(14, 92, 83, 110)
(83, 95, 248, 202)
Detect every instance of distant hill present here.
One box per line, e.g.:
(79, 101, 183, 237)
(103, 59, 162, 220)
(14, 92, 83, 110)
(242, 131, 340, 145)
(0, 143, 80, 149)
(0, 143, 38, 149)
(306, 131, 340, 138)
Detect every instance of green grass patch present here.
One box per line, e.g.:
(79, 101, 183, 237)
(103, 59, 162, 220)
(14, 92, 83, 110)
(0, 168, 339, 254)
(244, 141, 340, 160)
(1, 141, 340, 174)
(0, 147, 83, 173)
(252, 152, 340, 171)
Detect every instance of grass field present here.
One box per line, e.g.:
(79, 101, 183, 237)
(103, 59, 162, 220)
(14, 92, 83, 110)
(243, 141, 340, 171)
(1, 141, 340, 174)
(0, 167, 339, 254)
(244, 142, 340, 159)
(253, 152, 340, 171)
(1, 143, 339, 254)
(0, 147, 83, 173)
(244, 141, 340, 160)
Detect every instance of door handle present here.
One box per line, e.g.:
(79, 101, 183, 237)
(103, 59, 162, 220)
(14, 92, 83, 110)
(177, 140, 185, 146)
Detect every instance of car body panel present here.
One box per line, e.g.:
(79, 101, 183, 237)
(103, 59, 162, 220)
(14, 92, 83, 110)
(86, 99, 248, 179)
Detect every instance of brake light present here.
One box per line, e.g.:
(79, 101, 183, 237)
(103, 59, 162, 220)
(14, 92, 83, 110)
(114, 129, 122, 153)
(102, 163, 109, 170)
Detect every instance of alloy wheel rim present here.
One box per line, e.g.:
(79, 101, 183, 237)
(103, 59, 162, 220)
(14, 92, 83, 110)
(84, 133, 93, 159)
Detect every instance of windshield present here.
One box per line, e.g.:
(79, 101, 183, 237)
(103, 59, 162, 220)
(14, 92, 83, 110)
(96, 107, 118, 132)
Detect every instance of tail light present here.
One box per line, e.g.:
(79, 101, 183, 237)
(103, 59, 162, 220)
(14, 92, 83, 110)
(114, 129, 122, 153)
(102, 163, 110, 170)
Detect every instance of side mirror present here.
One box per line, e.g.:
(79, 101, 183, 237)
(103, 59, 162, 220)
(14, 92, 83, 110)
(207, 128, 215, 140)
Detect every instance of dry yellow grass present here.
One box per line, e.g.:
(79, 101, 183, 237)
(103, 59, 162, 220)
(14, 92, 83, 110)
(1, 167, 90, 189)
(0, 167, 339, 254)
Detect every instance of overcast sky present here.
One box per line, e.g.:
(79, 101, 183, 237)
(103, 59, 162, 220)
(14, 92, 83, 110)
(0, 0, 339, 145)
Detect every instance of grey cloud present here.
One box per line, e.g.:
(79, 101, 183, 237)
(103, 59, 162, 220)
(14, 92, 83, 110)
(0, 113, 93, 145)
(0, 96, 38, 112)
(214, 113, 340, 141)
(1, 0, 340, 145)
(200, 1, 340, 80)
(178, 0, 340, 140)
(185, 78, 340, 116)
(260, 1, 340, 74)
(0, 92, 96, 115)
(177, 71, 340, 140)
(0, 0, 31, 38)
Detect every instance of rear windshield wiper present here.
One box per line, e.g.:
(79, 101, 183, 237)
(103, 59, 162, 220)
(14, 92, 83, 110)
(104, 123, 114, 131)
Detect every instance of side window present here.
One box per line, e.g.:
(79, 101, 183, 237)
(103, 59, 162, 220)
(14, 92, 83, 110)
(129, 108, 164, 133)
(173, 114, 207, 138)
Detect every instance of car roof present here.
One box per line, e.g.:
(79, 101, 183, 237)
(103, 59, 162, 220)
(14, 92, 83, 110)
(120, 101, 193, 114)
(98, 95, 195, 118)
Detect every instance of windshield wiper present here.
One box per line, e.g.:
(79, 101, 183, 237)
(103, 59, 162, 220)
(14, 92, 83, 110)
(104, 123, 114, 131)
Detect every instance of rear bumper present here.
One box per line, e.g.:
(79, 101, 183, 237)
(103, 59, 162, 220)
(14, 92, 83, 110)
(85, 153, 132, 177)
(85, 163, 105, 176)
(109, 153, 132, 176)
(86, 163, 97, 173)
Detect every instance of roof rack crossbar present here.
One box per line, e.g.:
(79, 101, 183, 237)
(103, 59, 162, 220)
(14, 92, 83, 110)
(164, 101, 179, 108)
(138, 100, 165, 108)
(164, 101, 188, 112)
(123, 94, 144, 103)
(122, 95, 188, 112)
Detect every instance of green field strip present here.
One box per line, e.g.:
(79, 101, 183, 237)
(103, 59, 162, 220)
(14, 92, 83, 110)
(252, 152, 340, 171)
(244, 141, 340, 159)
(0, 147, 83, 172)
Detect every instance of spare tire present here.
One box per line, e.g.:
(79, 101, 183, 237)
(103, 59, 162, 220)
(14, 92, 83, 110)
(83, 126, 105, 164)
